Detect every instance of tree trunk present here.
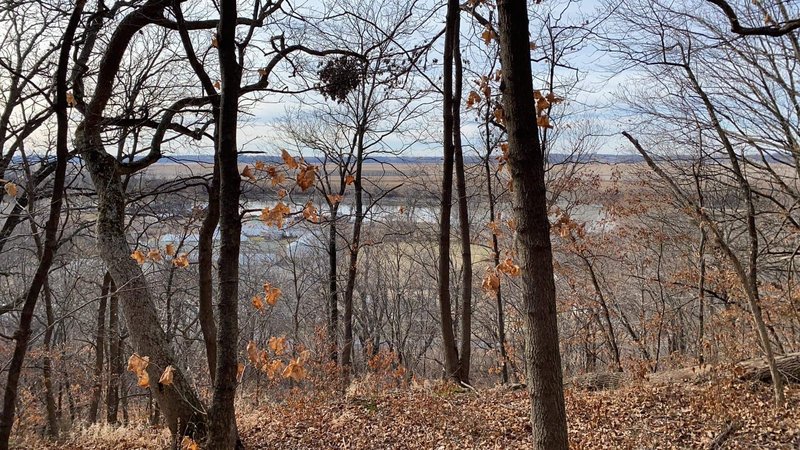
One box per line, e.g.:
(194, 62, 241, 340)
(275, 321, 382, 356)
(42, 282, 59, 438)
(207, 0, 242, 445)
(698, 226, 707, 365)
(106, 279, 121, 424)
(683, 63, 785, 407)
(452, 16, 472, 384)
(328, 207, 340, 364)
(0, 3, 83, 445)
(89, 273, 110, 423)
(483, 124, 508, 384)
(73, 0, 208, 438)
(79, 141, 207, 437)
(341, 126, 366, 375)
(496, 0, 569, 447)
(437, 0, 462, 382)
(198, 160, 220, 383)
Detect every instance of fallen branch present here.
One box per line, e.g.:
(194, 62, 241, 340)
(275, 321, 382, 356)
(708, 420, 740, 449)
(567, 352, 800, 391)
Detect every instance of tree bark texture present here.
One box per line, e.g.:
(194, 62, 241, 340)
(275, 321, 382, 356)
(496, 0, 569, 447)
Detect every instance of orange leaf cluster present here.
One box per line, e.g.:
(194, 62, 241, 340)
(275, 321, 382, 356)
(147, 249, 162, 262)
(552, 212, 585, 240)
(252, 295, 264, 311)
(181, 436, 200, 450)
(173, 253, 190, 268)
(296, 164, 317, 191)
(533, 90, 563, 129)
(237, 362, 245, 381)
(266, 166, 285, 186)
(280, 149, 318, 192)
(493, 106, 504, 124)
(303, 201, 319, 223)
(131, 250, 146, 265)
(263, 281, 281, 306)
(131, 246, 186, 266)
(466, 90, 481, 109)
(481, 268, 500, 296)
(497, 257, 520, 277)
(496, 142, 509, 169)
(264, 359, 285, 379)
(282, 357, 307, 382)
(261, 202, 290, 228)
(245, 337, 302, 382)
(268, 336, 287, 355)
(127, 353, 150, 388)
(487, 221, 502, 236)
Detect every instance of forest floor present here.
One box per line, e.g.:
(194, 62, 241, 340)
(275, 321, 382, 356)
(14, 378, 800, 449)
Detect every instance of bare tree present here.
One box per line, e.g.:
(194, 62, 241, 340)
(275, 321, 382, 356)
(0, 1, 84, 445)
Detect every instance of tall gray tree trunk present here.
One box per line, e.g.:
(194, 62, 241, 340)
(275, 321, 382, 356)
(437, 0, 462, 382)
(452, 15, 472, 383)
(496, 0, 569, 447)
(74, 0, 209, 438)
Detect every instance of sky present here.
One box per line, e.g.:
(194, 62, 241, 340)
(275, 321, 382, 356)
(226, 0, 635, 159)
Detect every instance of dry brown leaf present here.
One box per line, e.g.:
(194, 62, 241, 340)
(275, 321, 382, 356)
(252, 294, 264, 311)
(303, 201, 319, 223)
(173, 253, 190, 268)
(131, 250, 146, 265)
(159, 365, 175, 386)
(3, 182, 17, 198)
(127, 353, 150, 388)
(147, 249, 162, 262)
(242, 165, 256, 182)
(281, 149, 299, 169)
(296, 165, 317, 191)
(181, 436, 200, 450)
